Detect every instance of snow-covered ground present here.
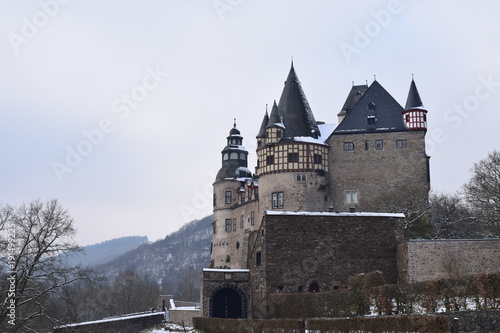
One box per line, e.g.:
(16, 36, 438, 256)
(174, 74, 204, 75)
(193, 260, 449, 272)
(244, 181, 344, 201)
(144, 322, 196, 333)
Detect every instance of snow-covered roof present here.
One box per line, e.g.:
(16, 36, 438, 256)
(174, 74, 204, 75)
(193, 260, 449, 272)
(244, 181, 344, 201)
(318, 123, 336, 141)
(266, 211, 405, 218)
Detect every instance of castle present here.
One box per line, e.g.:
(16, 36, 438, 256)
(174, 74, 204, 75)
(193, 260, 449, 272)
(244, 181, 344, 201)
(199, 64, 498, 319)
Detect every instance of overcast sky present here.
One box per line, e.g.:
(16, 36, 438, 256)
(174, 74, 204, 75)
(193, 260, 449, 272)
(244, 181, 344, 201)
(1, 0, 499, 246)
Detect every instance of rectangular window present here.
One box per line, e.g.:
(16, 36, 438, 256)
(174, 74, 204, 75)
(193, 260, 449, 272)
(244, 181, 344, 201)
(272, 192, 284, 209)
(375, 139, 383, 150)
(225, 191, 232, 204)
(240, 215, 244, 229)
(232, 218, 237, 232)
(364, 140, 369, 150)
(212, 221, 216, 234)
(256, 251, 262, 266)
(225, 219, 232, 232)
(313, 154, 322, 164)
(396, 139, 407, 148)
(296, 173, 306, 182)
(250, 211, 255, 226)
(343, 142, 354, 151)
(288, 153, 299, 162)
(266, 155, 275, 165)
(345, 191, 359, 204)
(213, 193, 216, 207)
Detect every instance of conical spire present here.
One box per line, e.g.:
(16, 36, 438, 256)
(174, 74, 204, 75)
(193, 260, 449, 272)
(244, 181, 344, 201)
(267, 100, 281, 127)
(405, 78, 424, 110)
(256, 106, 269, 138)
(276, 64, 320, 138)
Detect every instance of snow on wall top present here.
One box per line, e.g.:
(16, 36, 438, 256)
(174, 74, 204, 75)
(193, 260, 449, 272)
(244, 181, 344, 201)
(266, 211, 405, 218)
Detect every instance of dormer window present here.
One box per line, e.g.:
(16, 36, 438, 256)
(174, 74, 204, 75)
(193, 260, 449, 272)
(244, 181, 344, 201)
(276, 129, 282, 139)
(367, 115, 376, 126)
(368, 102, 376, 111)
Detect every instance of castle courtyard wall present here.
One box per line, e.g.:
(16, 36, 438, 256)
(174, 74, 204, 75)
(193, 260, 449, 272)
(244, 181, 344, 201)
(397, 239, 500, 283)
(247, 212, 405, 318)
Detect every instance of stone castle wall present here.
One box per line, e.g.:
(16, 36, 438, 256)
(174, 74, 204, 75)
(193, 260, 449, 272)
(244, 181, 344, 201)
(328, 131, 429, 212)
(397, 239, 500, 283)
(248, 212, 405, 318)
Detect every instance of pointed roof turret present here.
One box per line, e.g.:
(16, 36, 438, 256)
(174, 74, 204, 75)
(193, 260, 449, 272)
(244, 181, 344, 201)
(256, 106, 269, 138)
(405, 77, 425, 110)
(266, 100, 282, 128)
(403, 77, 428, 131)
(276, 65, 320, 138)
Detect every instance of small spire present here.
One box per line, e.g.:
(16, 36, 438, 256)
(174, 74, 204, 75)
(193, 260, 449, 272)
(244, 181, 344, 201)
(291, 56, 294, 69)
(412, 73, 414, 81)
(233, 118, 237, 128)
(373, 74, 377, 82)
(352, 80, 354, 87)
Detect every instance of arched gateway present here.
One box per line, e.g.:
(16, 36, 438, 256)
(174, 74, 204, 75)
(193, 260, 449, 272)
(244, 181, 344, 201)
(213, 288, 242, 318)
(209, 284, 247, 319)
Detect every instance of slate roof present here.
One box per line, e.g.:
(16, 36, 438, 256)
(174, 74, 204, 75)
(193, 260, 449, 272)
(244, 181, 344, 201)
(256, 109, 269, 138)
(333, 80, 408, 134)
(275, 64, 320, 138)
(337, 84, 369, 118)
(405, 79, 424, 110)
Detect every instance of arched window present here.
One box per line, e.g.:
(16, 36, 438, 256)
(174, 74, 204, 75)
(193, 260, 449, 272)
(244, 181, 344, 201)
(309, 281, 320, 293)
(223, 153, 229, 161)
(230, 152, 238, 159)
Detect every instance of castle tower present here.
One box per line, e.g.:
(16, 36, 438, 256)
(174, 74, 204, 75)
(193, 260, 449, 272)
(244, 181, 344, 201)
(403, 78, 428, 131)
(211, 121, 258, 269)
(256, 64, 329, 213)
(328, 78, 430, 212)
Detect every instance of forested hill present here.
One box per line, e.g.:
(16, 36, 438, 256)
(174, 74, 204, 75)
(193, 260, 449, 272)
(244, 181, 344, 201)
(69, 235, 149, 267)
(93, 215, 213, 292)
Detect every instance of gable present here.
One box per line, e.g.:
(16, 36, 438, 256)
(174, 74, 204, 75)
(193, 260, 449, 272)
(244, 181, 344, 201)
(333, 81, 408, 134)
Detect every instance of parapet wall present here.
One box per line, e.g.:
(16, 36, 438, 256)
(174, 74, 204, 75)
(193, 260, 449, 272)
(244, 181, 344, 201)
(54, 312, 164, 333)
(397, 239, 500, 284)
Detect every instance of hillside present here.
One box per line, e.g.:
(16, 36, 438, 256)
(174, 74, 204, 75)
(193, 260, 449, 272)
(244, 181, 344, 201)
(69, 236, 149, 267)
(93, 215, 212, 292)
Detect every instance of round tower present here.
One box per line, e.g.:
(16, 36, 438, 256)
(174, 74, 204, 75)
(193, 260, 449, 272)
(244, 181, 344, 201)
(211, 121, 253, 269)
(403, 77, 428, 131)
(256, 64, 329, 213)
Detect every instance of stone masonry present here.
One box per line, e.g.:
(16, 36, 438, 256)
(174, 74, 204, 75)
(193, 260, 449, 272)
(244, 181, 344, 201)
(397, 239, 500, 283)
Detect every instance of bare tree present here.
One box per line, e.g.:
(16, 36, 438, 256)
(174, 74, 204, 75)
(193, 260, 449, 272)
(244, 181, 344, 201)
(378, 186, 432, 238)
(176, 267, 200, 302)
(0, 199, 90, 332)
(429, 193, 479, 239)
(463, 150, 500, 237)
(110, 267, 160, 315)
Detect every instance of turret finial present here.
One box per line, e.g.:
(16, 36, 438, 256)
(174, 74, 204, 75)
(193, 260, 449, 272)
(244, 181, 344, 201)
(233, 118, 236, 128)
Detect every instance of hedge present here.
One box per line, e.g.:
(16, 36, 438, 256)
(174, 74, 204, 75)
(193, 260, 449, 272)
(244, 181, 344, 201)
(268, 272, 500, 318)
